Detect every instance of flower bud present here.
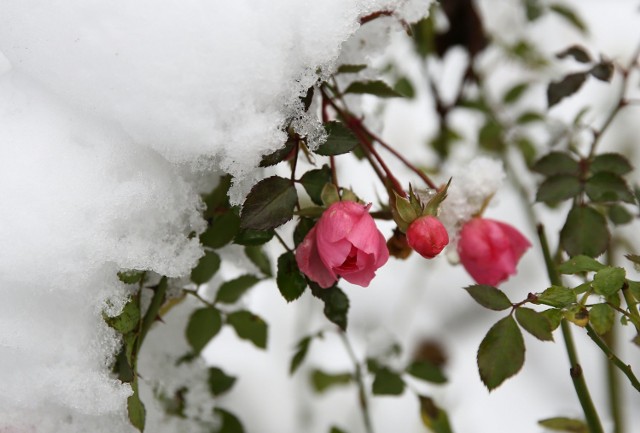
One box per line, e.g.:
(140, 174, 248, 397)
(406, 216, 449, 259)
(457, 218, 530, 286)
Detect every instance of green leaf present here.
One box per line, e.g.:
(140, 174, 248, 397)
(515, 307, 554, 341)
(608, 204, 633, 225)
(538, 417, 587, 432)
(201, 210, 241, 248)
(542, 309, 564, 331)
(336, 64, 367, 74)
(260, 137, 295, 167)
(203, 175, 231, 219)
(549, 4, 588, 34)
(311, 285, 350, 331)
(585, 172, 635, 203)
(515, 136, 537, 167)
(315, 122, 358, 156)
(226, 310, 268, 349)
(556, 45, 592, 63)
(329, 427, 347, 433)
(557, 255, 605, 274)
(277, 252, 307, 302)
(627, 280, 640, 302)
(127, 381, 146, 432)
(590, 61, 614, 82)
(294, 217, 315, 247)
(105, 299, 140, 334)
(419, 396, 454, 433)
(537, 286, 577, 308)
(214, 408, 245, 433)
(321, 183, 340, 206)
(564, 305, 590, 327)
(589, 304, 614, 335)
(233, 228, 274, 246)
(477, 316, 525, 390)
(344, 80, 403, 98)
(478, 120, 504, 152)
(244, 245, 272, 277)
(215, 275, 261, 304)
(503, 82, 529, 104)
(190, 251, 221, 285)
(547, 72, 588, 108)
(406, 360, 447, 384)
(560, 205, 609, 258)
(464, 285, 512, 311)
(536, 175, 582, 203)
(240, 176, 298, 230)
(533, 152, 579, 176)
(372, 367, 405, 395)
(592, 267, 626, 296)
(516, 111, 545, 124)
(394, 77, 416, 98)
(300, 166, 332, 205)
(208, 367, 237, 396)
(186, 307, 223, 354)
(310, 369, 352, 393)
(117, 270, 146, 285)
(591, 153, 633, 175)
(290, 335, 313, 375)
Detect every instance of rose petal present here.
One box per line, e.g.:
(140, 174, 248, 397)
(295, 226, 337, 288)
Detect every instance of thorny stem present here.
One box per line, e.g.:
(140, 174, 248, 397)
(537, 225, 604, 433)
(338, 331, 375, 433)
(585, 325, 640, 393)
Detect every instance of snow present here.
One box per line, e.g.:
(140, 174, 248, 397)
(0, 1, 430, 431)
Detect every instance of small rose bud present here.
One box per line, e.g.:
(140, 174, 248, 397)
(406, 216, 449, 259)
(457, 218, 531, 286)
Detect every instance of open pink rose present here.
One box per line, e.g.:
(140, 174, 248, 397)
(457, 218, 531, 286)
(295, 201, 389, 288)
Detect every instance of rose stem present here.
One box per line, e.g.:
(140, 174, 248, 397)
(338, 331, 375, 433)
(537, 224, 604, 433)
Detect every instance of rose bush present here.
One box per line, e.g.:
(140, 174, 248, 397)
(406, 215, 449, 259)
(295, 200, 389, 288)
(457, 218, 531, 286)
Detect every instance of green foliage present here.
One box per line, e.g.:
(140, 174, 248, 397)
(213, 408, 245, 433)
(549, 4, 588, 34)
(502, 82, 529, 104)
(589, 304, 614, 335)
(128, 380, 146, 432)
(105, 299, 140, 334)
(478, 120, 505, 152)
(538, 417, 587, 432)
(244, 246, 272, 277)
(277, 252, 307, 302)
(315, 122, 359, 156)
(240, 176, 298, 230)
(186, 307, 223, 354)
(477, 316, 525, 390)
(536, 175, 581, 204)
(560, 205, 609, 258)
(201, 210, 241, 248)
(557, 255, 605, 274)
(117, 270, 146, 285)
(336, 64, 367, 74)
(533, 152, 579, 176)
(592, 267, 625, 296)
(191, 251, 221, 285)
(537, 286, 576, 308)
(406, 360, 447, 384)
(294, 217, 315, 247)
(608, 204, 633, 225)
(344, 80, 403, 98)
(394, 77, 416, 98)
(233, 228, 274, 246)
(208, 367, 237, 396)
(311, 370, 352, 393)
(290, 335, 314, 375)
(564, 305, 589, 327)
(547, 72, 587, 108)
(226, 311, 268, 349)
(556, 45, 591, 63)
(215, 275, 261, 304)
(372, 367, 405, 395)
(542, 309, 564, 331)
(300, 166, 332, 205)
(311, 285, 350, 330)
(515, 307, 554, 341)
(260, 136, 296, 167)
(464, 285, 512, 311)
(591, 153, 633, 175)
(590, 61, 614, 82)
(419, 396, 454, 433)
(585, 172, 635, 203)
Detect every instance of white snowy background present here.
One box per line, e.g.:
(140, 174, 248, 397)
(0, 1, 639, 432)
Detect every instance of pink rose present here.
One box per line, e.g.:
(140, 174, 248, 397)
(295, 201, 389, 288)
(406, 216, 449, 259)
(457, 218, 531, 286)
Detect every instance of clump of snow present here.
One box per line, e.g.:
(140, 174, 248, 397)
(0, 1, 430, 431)
(439, 156, 506, 237)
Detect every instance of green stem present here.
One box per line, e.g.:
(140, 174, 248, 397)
(339, 331, 375, 433)
(602, 325, 624, 433)
(537, 225, 604, 433)
(621, 285, 640, 335)
(585, 325, 640, 393)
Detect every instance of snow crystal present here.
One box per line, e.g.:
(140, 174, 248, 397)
(0, 1, 430, 431)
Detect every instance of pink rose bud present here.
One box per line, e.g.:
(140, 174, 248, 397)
(406, 216, 449, 259)
(457, 218, 531, 286)
(295, 201, 389, 288)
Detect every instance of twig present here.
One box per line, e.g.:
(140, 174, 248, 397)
(338, 331, 375, 433)
(585, 325, 640, 393)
